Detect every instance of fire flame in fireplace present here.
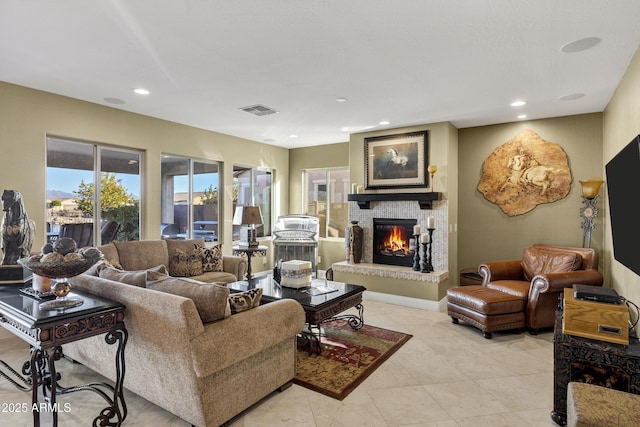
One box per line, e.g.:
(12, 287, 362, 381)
(378, 226, 411, 256)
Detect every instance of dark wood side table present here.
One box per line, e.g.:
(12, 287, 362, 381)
(0, 286, 128, 427)
(232, 245, 267, 279)
(552, 298, 640, 425)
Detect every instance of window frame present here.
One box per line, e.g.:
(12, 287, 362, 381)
(46, 135, 143, 245)
(232, 164, 274, 241)
(302, 167, 349, 240)
(161, 154, 221, 243)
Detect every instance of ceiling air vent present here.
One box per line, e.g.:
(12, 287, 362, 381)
(239, 104, 279, 116)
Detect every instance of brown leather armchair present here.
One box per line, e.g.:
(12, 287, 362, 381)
(479, 244, 604, 333)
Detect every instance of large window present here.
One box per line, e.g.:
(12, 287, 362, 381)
(46, 137, 142, 245)
(161, 155, 220, 242)
(303, 168, 349, 238)
(232, 165, 273, 240)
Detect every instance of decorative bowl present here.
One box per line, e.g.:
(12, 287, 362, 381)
(18, 256, 102, 279)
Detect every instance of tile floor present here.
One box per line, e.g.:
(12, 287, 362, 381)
(0, 299, 559, 426)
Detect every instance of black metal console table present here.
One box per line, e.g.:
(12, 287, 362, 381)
(0, 286, 127, 427)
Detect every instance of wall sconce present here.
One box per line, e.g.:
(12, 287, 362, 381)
(428, 165, 437, 191)
(578, 177, 604, 248)
(233, 205, 263, 247)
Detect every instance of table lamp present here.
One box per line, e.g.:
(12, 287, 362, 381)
(233, 205, 263, 247)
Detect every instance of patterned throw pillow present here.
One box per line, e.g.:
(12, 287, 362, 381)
(228, 288, 263, 314)
(169, 248, 203, 277)
(195, 244, 223, 272)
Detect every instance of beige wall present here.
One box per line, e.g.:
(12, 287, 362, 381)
(457, 114, 604, 272)
(288, 142, 349, 270)
(603, 46, 640, 310)
(0, 82, 289, 254)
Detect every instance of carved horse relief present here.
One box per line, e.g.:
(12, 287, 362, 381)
(1, 190, 36, 265)
(477, 130, 572, 216)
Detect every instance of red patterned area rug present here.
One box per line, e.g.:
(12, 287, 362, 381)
(294, 319, 412, 400)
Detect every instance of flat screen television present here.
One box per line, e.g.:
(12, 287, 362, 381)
(605, 134, 640, 276)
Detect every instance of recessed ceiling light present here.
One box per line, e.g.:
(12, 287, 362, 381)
(561, 37, 601, 53)
(103, 97, 126, 105)
(518, 114, 527, 119)
(379, 120, 391, 125)
(336, 97, 347, 103)
(511, 101, 526, 107)
(558, 93, 585, 101)
(289, 134, 298, 138)
(133, 88, 150, 95)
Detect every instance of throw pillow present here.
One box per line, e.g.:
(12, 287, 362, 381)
(146, 270, 231, 322)
(228, 288, 263, 314)
(98, 264, 168, 287)
(195, 244, 223, 272)
(169, 248, 204, 277)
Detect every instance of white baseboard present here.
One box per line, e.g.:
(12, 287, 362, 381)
(363, 290, 447, 312)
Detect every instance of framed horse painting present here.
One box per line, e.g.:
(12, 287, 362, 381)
(364, 130, 429, 189)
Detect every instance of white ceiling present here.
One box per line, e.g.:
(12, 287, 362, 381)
(2, 1, 640, 149)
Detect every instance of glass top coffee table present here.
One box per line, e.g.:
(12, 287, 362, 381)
(228, 275, 366, 353)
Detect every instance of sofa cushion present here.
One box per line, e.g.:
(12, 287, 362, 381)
(85, 258, 120, 276)
(165, 238, 206, 257)
(195, 244, 223, 272)
(190, 271, 238, 284)
(146, 270, 231, 322)
(486, 280, 532, 299)
(229, 288, 263, 314)
(169, 247, 204, 277)
(521, 247, 583, 281)
(113, 240, 168, 271)
(94, 243, 121, 269)
(98, 264, 168, 287)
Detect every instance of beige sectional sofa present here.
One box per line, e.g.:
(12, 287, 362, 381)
(64, 239, 306, 427)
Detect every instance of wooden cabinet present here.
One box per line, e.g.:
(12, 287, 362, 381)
(552, 301, 640, 425)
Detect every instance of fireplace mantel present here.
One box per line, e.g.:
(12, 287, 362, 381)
(333, 261, 448, 283)
(348, 192, 441, 210)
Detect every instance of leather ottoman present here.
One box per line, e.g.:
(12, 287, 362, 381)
(446, 285, 525, 338)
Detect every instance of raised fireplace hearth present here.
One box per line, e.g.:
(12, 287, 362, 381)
(373, 218, 416, 267)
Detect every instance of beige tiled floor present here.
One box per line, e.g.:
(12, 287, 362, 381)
(0, 299, 558, 426)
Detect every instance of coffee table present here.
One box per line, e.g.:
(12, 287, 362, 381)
(228, 275, 366, 353)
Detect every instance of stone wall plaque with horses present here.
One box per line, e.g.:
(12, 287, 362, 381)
(477, 129, 572, 216)
(365, 130, 429, 190)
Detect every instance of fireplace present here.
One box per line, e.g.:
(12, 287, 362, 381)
(373, 218, 417, 267)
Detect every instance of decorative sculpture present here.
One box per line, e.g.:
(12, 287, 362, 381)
(477, 129, 572, 216)
(1, 190, 36, 265)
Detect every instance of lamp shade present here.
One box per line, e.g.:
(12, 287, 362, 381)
(579, 178, 604, 199)
(232, 205, 263, 226)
